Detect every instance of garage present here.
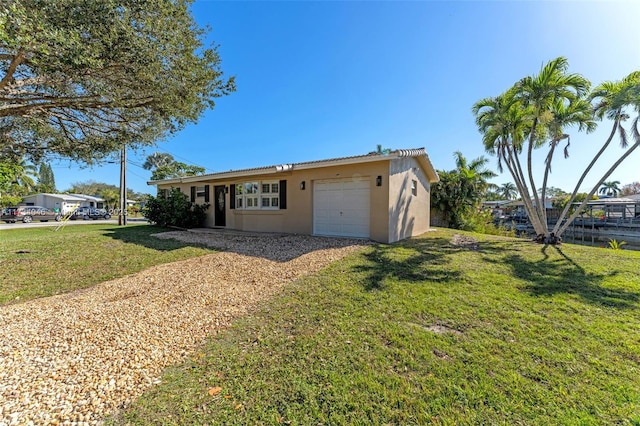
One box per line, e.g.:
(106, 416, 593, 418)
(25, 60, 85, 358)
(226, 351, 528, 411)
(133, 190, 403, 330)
(313, 179, 370, 238)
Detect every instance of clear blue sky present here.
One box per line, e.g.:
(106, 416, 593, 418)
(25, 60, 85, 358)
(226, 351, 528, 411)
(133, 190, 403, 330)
(51, 1, 640, 195)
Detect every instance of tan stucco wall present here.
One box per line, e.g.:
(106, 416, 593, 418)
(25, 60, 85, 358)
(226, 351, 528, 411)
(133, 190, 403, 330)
(156, 158, 432, 243)
(388, 157, 431, 242)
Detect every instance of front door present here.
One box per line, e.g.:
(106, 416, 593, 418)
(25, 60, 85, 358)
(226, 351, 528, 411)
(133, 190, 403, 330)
(214, 185, 226, 227)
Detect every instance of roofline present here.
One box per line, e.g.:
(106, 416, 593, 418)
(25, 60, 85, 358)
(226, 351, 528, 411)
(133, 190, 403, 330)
(22, 193, 87, 201)
(147, 148, 439, 186)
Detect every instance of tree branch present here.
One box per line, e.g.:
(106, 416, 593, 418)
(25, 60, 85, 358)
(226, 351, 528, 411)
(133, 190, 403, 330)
(0, 50, 25, 91)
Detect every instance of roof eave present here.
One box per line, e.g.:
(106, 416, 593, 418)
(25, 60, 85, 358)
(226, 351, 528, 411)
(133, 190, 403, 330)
(147, 147, 440, 185)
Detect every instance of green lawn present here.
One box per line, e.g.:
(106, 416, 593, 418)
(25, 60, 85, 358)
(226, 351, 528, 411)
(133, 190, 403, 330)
(0, 223, 214, 305)
(111, 229, 640, 425)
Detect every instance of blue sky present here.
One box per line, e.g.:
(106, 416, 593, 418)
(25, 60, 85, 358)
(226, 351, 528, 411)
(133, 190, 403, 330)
(51, 1, 640, 195)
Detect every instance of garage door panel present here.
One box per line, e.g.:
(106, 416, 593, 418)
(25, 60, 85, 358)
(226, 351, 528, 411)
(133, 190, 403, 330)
(313, 179, 370, 238)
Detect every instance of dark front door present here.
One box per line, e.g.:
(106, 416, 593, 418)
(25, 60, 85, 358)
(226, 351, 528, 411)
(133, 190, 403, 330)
(214, 185, 226, 227)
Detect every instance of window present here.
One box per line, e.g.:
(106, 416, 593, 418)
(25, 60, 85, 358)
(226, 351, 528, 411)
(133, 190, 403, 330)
(411, 180, 417, 196)
(235, 180, 280, 210)
(196, 186, 206, 198)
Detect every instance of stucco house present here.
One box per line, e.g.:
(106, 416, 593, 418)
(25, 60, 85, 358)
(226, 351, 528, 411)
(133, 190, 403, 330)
(21, 193, 88, 214)
(147, 148, 439, 243)
(21, 193, 107, 214)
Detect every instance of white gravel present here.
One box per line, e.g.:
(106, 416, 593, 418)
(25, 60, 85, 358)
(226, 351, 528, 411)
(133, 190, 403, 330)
(0, 231, 367, 425)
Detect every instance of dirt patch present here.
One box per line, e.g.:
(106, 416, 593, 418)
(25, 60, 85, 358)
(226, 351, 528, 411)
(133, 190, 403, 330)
(451, 234, 479, 250)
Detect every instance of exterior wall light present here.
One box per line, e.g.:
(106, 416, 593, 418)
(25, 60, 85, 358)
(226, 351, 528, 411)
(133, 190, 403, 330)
(300, 181, 306, 190)
(376, 176, 382, 186)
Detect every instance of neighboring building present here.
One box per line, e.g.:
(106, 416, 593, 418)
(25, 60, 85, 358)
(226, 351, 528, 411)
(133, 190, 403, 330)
(21, 193, 88, 214)
(148, 148, 439, 244)
(585, 197, 640, 220)
(71, 194, 106, 209)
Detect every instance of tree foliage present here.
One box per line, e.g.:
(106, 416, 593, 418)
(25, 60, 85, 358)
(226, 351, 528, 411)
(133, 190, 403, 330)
(598, 180, 621, 197)
(499, 182, 519, 200)
(66, 180, 145, 201)
(431, 152, 496, 229)
(0, 0, 235, 163)
(143, 188, 209, 228)
(36, 162, 56, 193)
(0, 157, 37, 198)
(473, 57, 640, 241)
(620, 181, 640, 196)
(143, 152, 205, 180)
(0, 162, 23, 206)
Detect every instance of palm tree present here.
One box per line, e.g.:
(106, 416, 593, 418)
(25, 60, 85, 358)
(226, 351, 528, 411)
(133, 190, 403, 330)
(475, 58, 620, 239)
(473, 90, 547, 234)
(453, 151, 497, 182)
(10, 158, 38, 195)
(499, 182, 518, 200)
(98, 188, 119, 210)
(599, 180, 621, 197)
(142, 152, 175, 170)
(515, 57, 590, 228)
(554, 71, 640, 236)
(452, 151, 497, 203)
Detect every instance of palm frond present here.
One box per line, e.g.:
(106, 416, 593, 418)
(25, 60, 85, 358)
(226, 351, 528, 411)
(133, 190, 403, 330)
(618, 122, 628, 148)
(632, 116, 640, 145)
(563, 135, 571, 159)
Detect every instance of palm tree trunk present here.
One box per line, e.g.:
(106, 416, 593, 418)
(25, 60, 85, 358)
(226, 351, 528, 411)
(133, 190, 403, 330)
(557, 139, 640, 236)
(540, 140, 560, 228)
(552, 118, 619, 235)
(525, 120, 546, 232)
(507, 144, 547, 235)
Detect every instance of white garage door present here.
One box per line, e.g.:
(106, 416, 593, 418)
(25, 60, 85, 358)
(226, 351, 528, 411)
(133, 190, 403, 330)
(313, 179, 370, 238)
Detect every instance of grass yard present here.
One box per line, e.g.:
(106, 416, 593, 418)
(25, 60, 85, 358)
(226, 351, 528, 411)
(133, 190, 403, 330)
(0, 223, 214, 305)
(112, 229, 640, 425)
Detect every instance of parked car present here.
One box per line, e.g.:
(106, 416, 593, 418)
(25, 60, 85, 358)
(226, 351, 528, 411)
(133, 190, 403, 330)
(1, 206, 63, 223)
(88, 208, 111, 220)
(71, 206, 93, 220)
(71, 207, 111, 220)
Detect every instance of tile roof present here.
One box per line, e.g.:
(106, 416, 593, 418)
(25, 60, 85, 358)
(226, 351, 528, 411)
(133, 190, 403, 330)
(148, 147, 438, 185)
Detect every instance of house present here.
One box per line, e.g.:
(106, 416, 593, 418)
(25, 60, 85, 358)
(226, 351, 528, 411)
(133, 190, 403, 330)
(71, 194, 106, 209)
(21, 193, 88, 214)
(148, 148, 439, 243)
(503, 198, 554, 220)
(20, 193, 109, 214)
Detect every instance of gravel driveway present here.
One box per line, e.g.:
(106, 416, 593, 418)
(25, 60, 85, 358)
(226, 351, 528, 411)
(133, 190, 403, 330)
(0, 231, 367, 425)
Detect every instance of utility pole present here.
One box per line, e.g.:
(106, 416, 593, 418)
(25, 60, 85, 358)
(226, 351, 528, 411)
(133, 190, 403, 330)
(119, 145, 127, 226)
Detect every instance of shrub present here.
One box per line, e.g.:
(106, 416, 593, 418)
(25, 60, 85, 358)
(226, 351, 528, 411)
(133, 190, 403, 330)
(142, 188, 209, 228)
(459, 209, 516, 237)
(608, 239, 627, 250)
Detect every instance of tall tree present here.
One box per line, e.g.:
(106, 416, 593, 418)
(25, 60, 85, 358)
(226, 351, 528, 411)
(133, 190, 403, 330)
(36, 162, 56, 193)
(10, 158, 38, 195)
(431, 152, 496, 229)
(142, 152, 175, 171)
(473, 58, 640, 241)
(453, 150, 497, 184)
(499, 182, 519, 200)
(598, 180, 621, 197)
(553, 71, 640, 237)
(143, 152, 205, 180)
(620, 181, 640, 196)
(0, 0, 235, 164)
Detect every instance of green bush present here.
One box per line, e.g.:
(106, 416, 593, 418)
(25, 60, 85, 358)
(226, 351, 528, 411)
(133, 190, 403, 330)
(142, 188, 209, 228)
(458, 209, 516, 237)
